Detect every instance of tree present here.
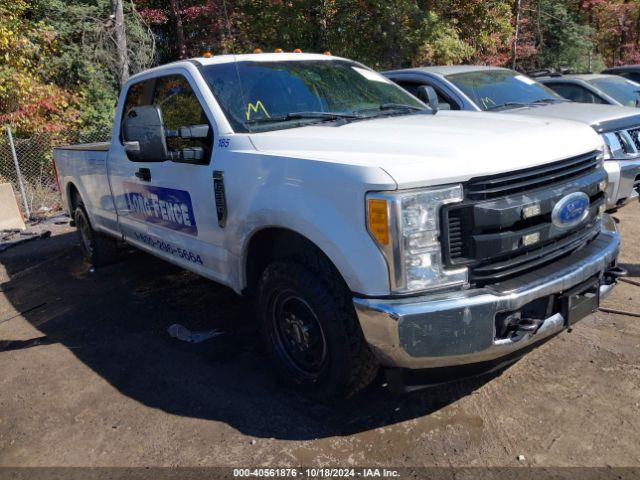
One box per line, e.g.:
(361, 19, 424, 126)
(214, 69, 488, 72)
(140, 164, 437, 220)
(112, 0, 130, 85)
(27, 0, 155, 134)
(0, 0, 80, 136)
(515, 0, 598, 72)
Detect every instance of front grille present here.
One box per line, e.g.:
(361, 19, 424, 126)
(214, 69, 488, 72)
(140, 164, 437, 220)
(627, 127, 640, 150)
(443, 151, 605, 287)
(465, 151, 599, 201)
(470, 224, 599, 284)
(447, 210, 463, 259)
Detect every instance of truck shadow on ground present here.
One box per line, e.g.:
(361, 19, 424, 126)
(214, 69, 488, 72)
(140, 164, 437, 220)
(0, 232, 506, 440)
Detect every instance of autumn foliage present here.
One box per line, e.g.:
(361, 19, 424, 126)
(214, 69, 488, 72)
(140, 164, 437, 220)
(2, 0, 640, 138)
(0, 0, 80, 136)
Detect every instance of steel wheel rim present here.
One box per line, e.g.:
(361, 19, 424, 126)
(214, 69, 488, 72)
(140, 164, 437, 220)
(271, 290, 327, 378)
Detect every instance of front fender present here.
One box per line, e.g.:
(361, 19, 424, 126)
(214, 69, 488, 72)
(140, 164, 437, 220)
(222, 152, 397, 296)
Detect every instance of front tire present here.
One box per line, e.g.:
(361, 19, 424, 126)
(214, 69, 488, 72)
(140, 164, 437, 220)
(257, 259, 378, 401)
(73, 203, 119, 267)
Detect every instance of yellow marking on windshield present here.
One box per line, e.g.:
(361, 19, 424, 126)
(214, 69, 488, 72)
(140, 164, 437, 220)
(481, 97, 497, 109)
(246, 101, 270, 120)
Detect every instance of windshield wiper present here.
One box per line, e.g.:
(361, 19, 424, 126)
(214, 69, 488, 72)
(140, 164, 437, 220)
(355, 103, 427, 116)
(379, 103, 426, 111)
(485, 102, 530, 111)
(530, 98, 569, 104)
(486, 99, 568, 112)
(246, 111, 362, 125)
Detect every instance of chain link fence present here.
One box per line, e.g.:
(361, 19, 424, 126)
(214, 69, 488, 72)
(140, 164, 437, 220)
(0, 127, 111, 220)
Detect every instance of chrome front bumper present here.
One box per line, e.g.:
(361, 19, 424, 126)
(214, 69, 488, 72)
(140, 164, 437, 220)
(353, 221, 620, 369)
(604, 158, 640, 209)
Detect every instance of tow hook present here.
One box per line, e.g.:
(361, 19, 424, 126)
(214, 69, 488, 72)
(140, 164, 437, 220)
(509, 316, 543, 335)
(512, 317, 544, 333)
(604, 266, 627, 285)
(500, 312, 544, 336)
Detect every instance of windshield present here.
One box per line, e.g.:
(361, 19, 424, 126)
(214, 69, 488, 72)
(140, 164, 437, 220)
(446, 69, 563, 111)
(200, 59, 425, 132)
(588, 76, 640, 107)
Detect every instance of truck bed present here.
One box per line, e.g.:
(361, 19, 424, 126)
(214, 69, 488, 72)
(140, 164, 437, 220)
(53, 142, 113, 228)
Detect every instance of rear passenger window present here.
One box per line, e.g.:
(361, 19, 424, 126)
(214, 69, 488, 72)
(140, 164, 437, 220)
(153, 75, 212, 165)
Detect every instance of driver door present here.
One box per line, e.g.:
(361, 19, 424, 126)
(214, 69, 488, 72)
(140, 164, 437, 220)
(109, 71, 226, 280)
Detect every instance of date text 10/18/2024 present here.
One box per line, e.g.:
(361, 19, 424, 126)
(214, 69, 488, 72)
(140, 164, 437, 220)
(233, 468, 401, 478)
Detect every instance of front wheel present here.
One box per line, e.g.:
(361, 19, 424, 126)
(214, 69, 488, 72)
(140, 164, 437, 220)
(257, 259, 378, 401)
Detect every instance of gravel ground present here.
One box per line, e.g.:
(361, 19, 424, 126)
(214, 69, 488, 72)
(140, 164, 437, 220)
(0, 203, 639, 470)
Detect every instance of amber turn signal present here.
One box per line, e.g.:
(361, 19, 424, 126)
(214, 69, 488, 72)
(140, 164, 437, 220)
(367, 199, 389, 246)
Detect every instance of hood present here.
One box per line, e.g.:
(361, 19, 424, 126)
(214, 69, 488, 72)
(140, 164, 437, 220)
(248, 111, 602, 189)
(504, 102, 640, 132)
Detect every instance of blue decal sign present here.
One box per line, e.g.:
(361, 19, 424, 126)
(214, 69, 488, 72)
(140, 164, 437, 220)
(124, 182, 198, 236)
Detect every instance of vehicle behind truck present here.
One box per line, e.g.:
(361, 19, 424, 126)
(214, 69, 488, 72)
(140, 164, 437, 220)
(535, 73, 640, 108)
(54, 53, 621, 399)
(383, 65, 640, 210)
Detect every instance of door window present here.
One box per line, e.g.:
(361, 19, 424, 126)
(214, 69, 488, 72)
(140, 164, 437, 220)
(152, 74, 213, 165)
(547, 83, 606, 104)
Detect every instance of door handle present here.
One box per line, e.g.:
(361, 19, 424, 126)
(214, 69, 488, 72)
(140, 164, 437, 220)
(135, 168, 151, 182)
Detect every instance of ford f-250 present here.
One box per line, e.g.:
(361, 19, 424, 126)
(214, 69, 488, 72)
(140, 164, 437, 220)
(383, 66, 640, 210)
(53, 53, 621, 400)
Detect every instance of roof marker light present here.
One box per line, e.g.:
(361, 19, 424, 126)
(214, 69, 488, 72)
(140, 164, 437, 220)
(203, 51, 213, 58)
(253, 48, 263, 54)
(323, 51, 331, 55)
(274, 48, 283, 53)
(293, 48, 302, 53)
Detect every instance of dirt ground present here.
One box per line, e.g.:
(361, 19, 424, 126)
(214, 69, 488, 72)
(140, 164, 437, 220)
(0, 203, 639, 470)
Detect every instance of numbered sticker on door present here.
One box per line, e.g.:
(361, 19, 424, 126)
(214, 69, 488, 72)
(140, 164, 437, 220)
(124, 182, 198, 236)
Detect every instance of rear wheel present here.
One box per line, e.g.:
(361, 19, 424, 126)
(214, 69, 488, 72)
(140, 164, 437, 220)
(257, 259, 378, 401)
(73, 202, 119, 267)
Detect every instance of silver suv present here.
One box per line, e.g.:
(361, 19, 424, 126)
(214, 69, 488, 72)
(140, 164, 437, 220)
(384, 65, 640, 210)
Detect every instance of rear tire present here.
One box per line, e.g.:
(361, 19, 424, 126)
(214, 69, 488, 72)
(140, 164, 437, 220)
(73, 202, 119, 267)
(257, 259, 379, 401)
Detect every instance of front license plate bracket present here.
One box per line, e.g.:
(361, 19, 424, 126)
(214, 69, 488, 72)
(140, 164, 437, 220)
(561, 279, 600, 327)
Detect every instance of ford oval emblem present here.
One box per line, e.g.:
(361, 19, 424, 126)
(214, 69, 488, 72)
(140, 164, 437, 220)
(551, 192, 590, 229)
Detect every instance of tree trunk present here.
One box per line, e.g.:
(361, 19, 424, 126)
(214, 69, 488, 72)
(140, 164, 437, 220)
(511, 0, 522, 70)
(170, 0, 188, 59)
(111, 0, 129, 85)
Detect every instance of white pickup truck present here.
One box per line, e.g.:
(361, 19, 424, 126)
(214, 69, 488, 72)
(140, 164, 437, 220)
(54, 53, 621, 399)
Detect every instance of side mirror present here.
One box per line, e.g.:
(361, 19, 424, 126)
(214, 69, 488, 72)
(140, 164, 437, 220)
(416, 85, 439, 115)
(122, 105, 170, 162)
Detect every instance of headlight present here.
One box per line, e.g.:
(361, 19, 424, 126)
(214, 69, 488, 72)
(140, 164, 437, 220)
(601, 131, 637, 159)
(598, 139, 610, 161)
(366, 185, 468, 294)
